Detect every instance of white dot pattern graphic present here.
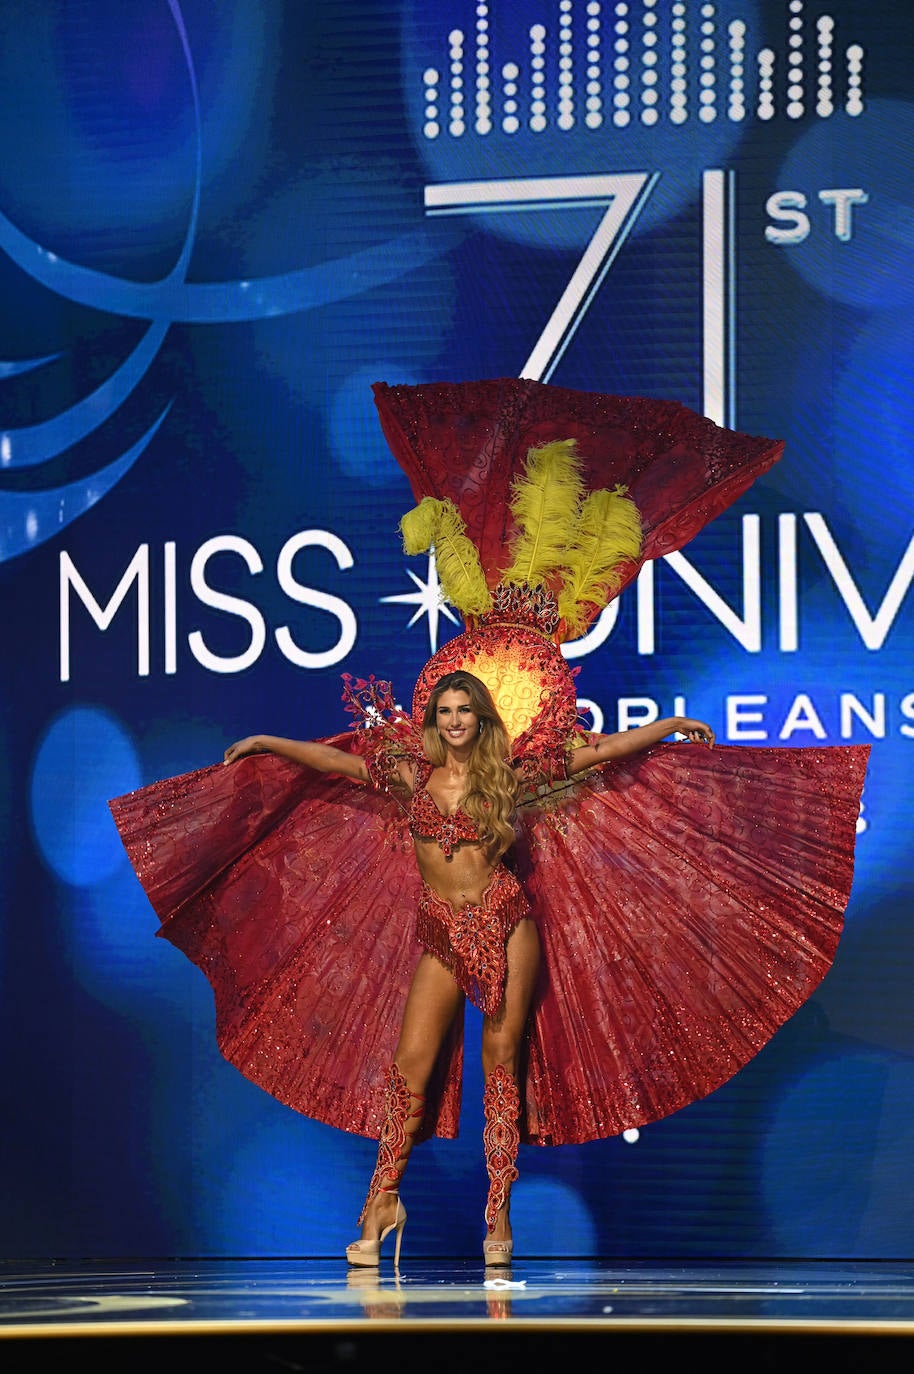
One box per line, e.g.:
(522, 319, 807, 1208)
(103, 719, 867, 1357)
(728, 20, 746, 122)
(816, 15, 833, 117)
(449, 29, 465, 137)
(418, 2, 867, 140)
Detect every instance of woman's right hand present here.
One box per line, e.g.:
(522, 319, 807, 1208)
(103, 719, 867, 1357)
(223, 736, 267, 764)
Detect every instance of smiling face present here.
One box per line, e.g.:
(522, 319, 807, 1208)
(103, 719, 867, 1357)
(434, 689, 480, 750)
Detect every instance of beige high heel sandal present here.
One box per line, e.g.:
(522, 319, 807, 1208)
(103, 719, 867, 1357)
(483, 1234, 514, 1267)
(345, 1193, 407, 1268)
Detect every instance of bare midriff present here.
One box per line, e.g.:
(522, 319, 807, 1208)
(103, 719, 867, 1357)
(412, 834, 498, 909)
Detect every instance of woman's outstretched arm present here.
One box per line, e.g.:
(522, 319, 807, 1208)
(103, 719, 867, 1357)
(566, 717, 714, 776)
(224, 734, 370, 782)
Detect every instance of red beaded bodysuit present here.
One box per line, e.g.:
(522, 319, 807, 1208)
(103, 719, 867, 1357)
(406, 759, 530, 1019)
(109, 377, 869, 1148)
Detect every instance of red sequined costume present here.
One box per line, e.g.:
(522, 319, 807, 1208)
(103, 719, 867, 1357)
(369, 745, 532, 1019)
(415, 872, 529, 1022)
(109, 378, 870, 1148)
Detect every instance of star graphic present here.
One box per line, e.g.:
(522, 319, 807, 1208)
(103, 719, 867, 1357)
(380, 551, 460, 653)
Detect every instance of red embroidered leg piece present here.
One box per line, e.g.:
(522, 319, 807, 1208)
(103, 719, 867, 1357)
(347, 1063, 425, 1268)
(358, 1063, 425, 1223)
(482, 1064, 520, 1267)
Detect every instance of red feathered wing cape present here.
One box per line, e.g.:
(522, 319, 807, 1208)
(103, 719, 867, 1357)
(109, 378, 868, 1145)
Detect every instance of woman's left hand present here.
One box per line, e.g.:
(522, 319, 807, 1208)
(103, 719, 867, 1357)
(677, 719, 715, 746)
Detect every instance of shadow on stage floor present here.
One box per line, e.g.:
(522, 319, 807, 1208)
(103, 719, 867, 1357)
(2, 1257, 914, 1370)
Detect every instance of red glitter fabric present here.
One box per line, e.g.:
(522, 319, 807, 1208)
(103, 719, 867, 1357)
(408, 760, 479, 856)
(372, 376, 785, 607)
(416, 867, 530, 1018)
(515, 738, 870, 1143)
(109, 733, 869, 1146)
(483, 1065, 521, 1231)
(108, 378, 869, 1148)
(109, 735, 453, 1143)
(357, 1064, 423, 1222)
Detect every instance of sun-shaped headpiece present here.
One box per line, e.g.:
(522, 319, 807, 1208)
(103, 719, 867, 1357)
(372, 376, 783, 764)
(404, 438, 642, 758)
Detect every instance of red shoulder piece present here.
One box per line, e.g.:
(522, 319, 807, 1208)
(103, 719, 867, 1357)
(340, 674, 421, 792)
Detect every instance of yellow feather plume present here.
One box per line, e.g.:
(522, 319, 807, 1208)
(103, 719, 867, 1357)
(501, 440, 586, 587)
(557, 486, 642, 637)
(400, 496, 441, 557)
(399, 497, 492, 617)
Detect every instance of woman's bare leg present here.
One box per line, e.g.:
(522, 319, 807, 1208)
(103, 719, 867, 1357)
(481, 918, 540, 1078)
(356, 953, 464, 1244)
(480, 918, 540, 1247)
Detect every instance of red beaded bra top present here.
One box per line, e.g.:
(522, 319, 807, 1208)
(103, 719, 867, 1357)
(408, 761, 479, 858)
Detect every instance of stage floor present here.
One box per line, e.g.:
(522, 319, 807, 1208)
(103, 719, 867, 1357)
(2, 1258, 914, 1368)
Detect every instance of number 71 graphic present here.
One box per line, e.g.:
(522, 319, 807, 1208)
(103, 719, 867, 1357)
(424, 170, 736, 428)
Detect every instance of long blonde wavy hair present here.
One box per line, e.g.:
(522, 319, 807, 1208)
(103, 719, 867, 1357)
(421, 671, 519, 860)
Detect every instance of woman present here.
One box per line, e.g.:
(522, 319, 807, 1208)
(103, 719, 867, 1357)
(223, 669, 715, 1267)
(109, 377, 868, 1271)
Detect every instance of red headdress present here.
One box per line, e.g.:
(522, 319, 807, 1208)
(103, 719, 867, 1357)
(372, 377, 783, 764)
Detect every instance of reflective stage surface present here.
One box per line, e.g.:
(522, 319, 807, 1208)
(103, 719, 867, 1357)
(3, 1259, 914, 1370)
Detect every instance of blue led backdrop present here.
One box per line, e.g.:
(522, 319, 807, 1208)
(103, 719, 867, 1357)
(2, 0, 913, 1260)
